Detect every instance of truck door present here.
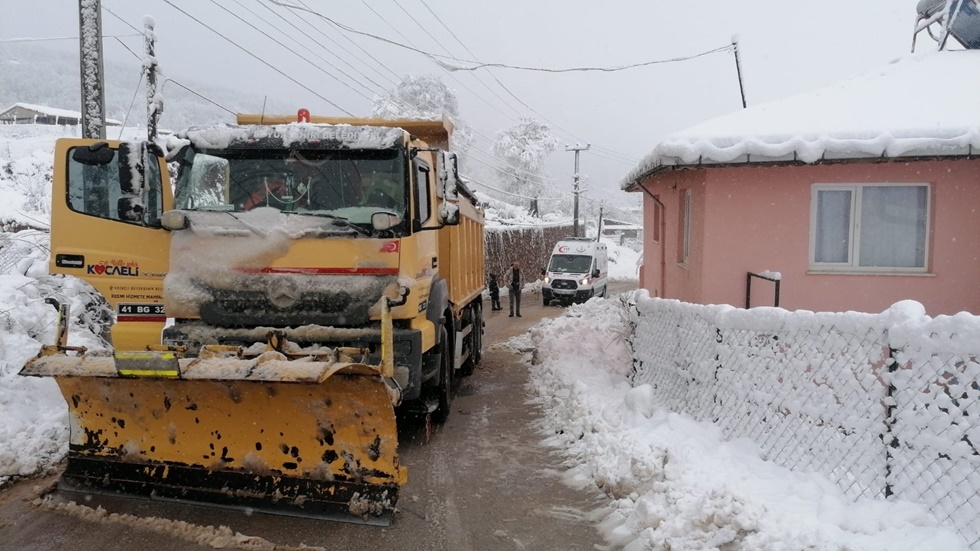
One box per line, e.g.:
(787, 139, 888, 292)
(51, 139, 172, 350)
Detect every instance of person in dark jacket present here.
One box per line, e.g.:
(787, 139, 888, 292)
(488, 273, 501, 311)
(508, 262, 522, 317)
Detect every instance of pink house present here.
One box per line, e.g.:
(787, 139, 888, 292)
(623, 51, 980, 316)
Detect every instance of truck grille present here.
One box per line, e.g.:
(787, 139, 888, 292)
(551, 279, 578, 290)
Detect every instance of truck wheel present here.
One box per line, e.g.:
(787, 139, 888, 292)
(431, 325, 453, 423)
(543, 296, 549, 307)
(459, 303, 481, 377)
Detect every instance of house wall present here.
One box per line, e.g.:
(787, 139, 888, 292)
(638, 159, 980, 315)
(637, 170, 707, 302)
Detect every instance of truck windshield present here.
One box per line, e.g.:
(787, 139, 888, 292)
(549, 254, 592, 274)
(174, 147, 407, 226)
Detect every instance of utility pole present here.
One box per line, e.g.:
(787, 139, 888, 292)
(566, 144, 589, 237)
(596, 205, 604, 242)
(732, 35, 747, 109)
(145, 17, 161, 141)
(78, 0, 107, 139)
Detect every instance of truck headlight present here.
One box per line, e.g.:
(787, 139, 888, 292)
(543, 277, 550, 284)
(580, 277, 590, 285)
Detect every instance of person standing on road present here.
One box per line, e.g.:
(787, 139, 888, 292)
(508, 262, 523, 317)
(488, 273, 501, 311)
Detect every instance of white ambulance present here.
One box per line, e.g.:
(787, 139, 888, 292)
(542, 238, 608, 306)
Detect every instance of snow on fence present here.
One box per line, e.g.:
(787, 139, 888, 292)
(628, 294, 980, 547)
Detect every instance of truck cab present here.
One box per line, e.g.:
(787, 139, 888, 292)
(542, 238, 608, 306)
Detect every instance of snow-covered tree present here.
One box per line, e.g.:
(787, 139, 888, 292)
(372, 74, 473, 160)
(492, 118, 559, 200)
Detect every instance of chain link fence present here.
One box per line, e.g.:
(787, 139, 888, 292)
(629, 296, 980, 547)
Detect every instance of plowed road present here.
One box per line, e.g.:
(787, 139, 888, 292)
(0, 282, 636, 551)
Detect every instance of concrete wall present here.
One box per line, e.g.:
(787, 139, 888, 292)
(485, 224, 575, 284)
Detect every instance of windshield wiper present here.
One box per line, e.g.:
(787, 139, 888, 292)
(291, 210, 372, 237)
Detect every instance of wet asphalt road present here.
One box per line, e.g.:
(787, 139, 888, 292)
(0, 282, 635, 551)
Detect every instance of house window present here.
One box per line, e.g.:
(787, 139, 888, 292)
(810, 184, 929, 271)
(678, 189, 691, 264)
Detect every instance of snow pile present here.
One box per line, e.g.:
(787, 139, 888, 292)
(629, 294, 980, 545)
(523, 296, 968, 550)
(0, 232, 112, 484)
(606, 237, 641, 281)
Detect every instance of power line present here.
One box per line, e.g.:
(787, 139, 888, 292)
(304, 0, 402, 84)
(394, 0, 522, 120)
(271, 1, 730, 75)
(162, 0, 354, 116)
(272, 1, 645, 166)
(210, 0, 375, 102)
(434, 45, 733, 74)
(104, 6, 244, 117)
(357, 1, 517, 121)
(0, 34, 141, 43)
(409, 0, 640, 166)
(251, 0, 396, 92)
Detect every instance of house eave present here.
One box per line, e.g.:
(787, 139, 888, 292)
(622, 148, 978, 192)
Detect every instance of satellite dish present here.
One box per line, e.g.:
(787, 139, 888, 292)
(914, 0, 980, 51)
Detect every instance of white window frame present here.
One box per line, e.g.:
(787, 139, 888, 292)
(809, 183, 930, 273)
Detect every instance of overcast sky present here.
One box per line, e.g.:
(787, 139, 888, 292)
(1, 1, 928, 208)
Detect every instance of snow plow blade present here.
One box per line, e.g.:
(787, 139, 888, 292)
(20, 311, 405, 525)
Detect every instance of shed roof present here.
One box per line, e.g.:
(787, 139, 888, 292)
(623, 50, 980, 188)
(0, 102, 122, 125)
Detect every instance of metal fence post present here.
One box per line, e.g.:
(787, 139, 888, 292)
(883, 346, 899, 498)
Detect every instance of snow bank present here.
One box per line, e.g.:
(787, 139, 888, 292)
(0, 231, 111, 484)
(523, 295, 968, 550)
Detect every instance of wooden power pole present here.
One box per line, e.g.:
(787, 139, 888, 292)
(78, 0, 106, 140)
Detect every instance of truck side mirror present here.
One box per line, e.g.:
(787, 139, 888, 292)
(437, 151, 460, 202)
(434, 151, 461, 226)
(593, 268, 600, 278)
(118, 142, 164, 227)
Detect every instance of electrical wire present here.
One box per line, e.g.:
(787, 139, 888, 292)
(301, 0, 401, 83)
(255, 0, 398, 90)
(209, 0, 375, 102)
(271, 1, 730, 74)
(393, 0, 522, 120)
(162, 0, 354, 115)
(0, 34, 141, 43)
(411, 0, 639, 165)
(118, 72, 145, 139)
(348, 0, 641, 165)
(104, 16, 238, 117)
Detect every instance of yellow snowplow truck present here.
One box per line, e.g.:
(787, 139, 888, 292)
(21, 112, 486, 525)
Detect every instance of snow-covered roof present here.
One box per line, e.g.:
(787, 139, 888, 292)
(623, 50, 980, 188)
(0, 102, 122, 125)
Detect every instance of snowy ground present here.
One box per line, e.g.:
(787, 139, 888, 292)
(5, 122, 965, 549)
(514, 296, 969, 550)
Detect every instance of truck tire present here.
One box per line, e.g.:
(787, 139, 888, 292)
(431, 325, 453, 423)
(459, 302, 481, 377)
